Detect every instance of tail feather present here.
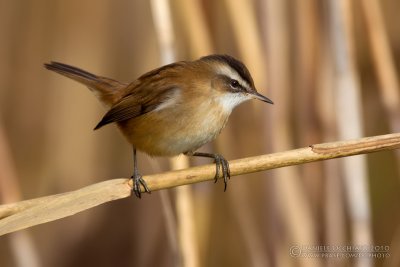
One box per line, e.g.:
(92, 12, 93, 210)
(44, 61, 100, 85)
(44, 61, 127, 106)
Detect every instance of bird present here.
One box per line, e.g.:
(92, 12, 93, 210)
(44, 54, 273, 198)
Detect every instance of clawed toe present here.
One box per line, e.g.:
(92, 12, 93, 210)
(189, 152, 231, 192)
(131, 174, 151, 199)
(214, 155, 230, 191)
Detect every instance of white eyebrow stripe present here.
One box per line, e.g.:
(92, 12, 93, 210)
(214, 63, 251, 90)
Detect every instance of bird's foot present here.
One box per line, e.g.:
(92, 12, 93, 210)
(213, 154, 231, 191)
(131, 173, 151, 198)
(187, 151, 231, 191)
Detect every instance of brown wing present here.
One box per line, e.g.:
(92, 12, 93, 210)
(93, 85, 178, 129)
(93, 60, 188, 130)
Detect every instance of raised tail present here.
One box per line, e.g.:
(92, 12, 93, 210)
(44, 62, 127, 106)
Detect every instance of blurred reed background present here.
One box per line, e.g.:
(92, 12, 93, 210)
(1, 0, 400, 266)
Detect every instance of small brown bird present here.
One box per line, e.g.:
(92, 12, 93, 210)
(45, 55, 273, 198)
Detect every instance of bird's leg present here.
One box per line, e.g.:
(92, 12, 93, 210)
(131, 148, 151, 198)
(188, 152, 231, 191)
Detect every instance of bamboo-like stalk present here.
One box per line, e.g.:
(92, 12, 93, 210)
(359, 0, 400, 180)
(0, 126, 22, 204)
(0, 132, 399, 237)
(150, 1, 199, 266)
(41, 4, 112, 264)
(328, 1, 372, 266)
(224, 0, 266, 86)
(359, 0, 400, 132)
(293, 0, 324, 206)
(172, 2, 212, 265)
(264, 1, 319, 266)
(0, 0, 53, 255)
(150, 0, 175, 63)
(318, 18, 347, 267)
(222, 1, 270, 266)
(174, 0, 212, 57)
(260, 1, 283, 265)
(0, 122, 41, 267)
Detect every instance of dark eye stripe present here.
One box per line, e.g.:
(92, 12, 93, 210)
(201, 54, 255, 88)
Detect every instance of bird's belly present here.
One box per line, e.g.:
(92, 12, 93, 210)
(117, 106, 229, 156)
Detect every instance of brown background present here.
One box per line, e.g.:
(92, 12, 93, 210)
(1, 0, 400, 266)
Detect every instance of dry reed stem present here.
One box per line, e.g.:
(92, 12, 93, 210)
(150, 1, 200, 266)
(0, 132, 399, 236)
(329, 1, 372, 267)
(360, 0, 400, 131)
(0, 123, 41, 266)
(224, 0, 266, 85)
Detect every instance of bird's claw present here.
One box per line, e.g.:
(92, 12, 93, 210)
(213, 154, 230, 191)
(131, 174, 151, 198)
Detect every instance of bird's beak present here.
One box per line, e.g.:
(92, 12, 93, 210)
(249, 91, 274, 104)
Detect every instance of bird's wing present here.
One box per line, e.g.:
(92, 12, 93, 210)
(94, 60, 188, 130)
(94, 85, 179, 130)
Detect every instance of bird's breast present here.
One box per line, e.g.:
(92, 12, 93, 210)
(118, 97, 231, 156)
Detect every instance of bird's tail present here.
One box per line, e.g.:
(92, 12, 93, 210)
(44, 62, 127, 106)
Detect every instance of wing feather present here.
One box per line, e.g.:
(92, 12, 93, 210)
(94, 61, 188, 130)
(94, 86, 179, 129)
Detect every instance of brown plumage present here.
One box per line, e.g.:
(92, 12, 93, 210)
(44, 55, 273, 197)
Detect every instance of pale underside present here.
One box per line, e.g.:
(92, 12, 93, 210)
(117, 88, 251, 156)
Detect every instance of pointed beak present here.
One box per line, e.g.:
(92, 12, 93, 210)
(249, 91, 274, 104)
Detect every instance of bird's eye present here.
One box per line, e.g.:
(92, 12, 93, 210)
(230, 79, 239, 89)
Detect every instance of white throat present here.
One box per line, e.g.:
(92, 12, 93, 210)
(218, 93, 251, 113)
